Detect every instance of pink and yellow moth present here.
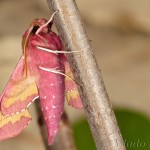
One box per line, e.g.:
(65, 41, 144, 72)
(0, 12, 82, 144)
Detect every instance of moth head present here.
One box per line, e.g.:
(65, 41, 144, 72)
(34, 11, 58, 35)
(33, 18, 52, 34)
(29, 18, 51, 35)
(22, 12, 58, 60)
(23, 11, 58, 46)
(22, 18, 52, 49)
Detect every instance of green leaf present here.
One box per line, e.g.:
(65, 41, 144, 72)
(73, 119, 96, 150)
(115, 109, 150, 150)
(73, 109, 150, 150)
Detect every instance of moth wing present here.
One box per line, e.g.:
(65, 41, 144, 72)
(0, 56, 39, 116)
(36, 69, 65, 144)
(0, 109, 32, 141)
(64, 57, 83, 108)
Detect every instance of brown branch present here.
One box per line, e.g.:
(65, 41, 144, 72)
(35, 101, 76, 150)
(47, 0, 126, 150)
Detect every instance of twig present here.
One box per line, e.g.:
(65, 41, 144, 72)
(47, 0, 126, 150)
(35, 101, 76, 150)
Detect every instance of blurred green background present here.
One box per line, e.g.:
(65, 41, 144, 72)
(0, 0, 150, 149)
(73, 109, 150, 150)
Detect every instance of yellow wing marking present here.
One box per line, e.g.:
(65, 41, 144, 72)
(3, 77, 38, 108)
(66, 90, 79, 101)
(0, 109, 31, 128)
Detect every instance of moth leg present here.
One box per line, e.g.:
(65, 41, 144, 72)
(39, 66, 74, 81)
(36, 11, 58, 35)
(36, 46, 80, 54)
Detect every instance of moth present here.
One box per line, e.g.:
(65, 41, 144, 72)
(0, 12, 82, 144)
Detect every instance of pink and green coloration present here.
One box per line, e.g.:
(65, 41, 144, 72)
(0, 12, 82, 144)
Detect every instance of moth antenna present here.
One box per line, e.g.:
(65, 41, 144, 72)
(36, 46, 80, 54)
(23, 26, 34, 77)
(36, 11, 58, 35)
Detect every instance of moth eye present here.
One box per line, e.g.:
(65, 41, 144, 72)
(32, 25, 40, 34)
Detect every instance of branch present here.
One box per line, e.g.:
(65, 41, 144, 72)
(35, 101, 76, 150)
(47, 0, 125, 149)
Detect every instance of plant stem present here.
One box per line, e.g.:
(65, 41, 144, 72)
(47, 0, 126, 149)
